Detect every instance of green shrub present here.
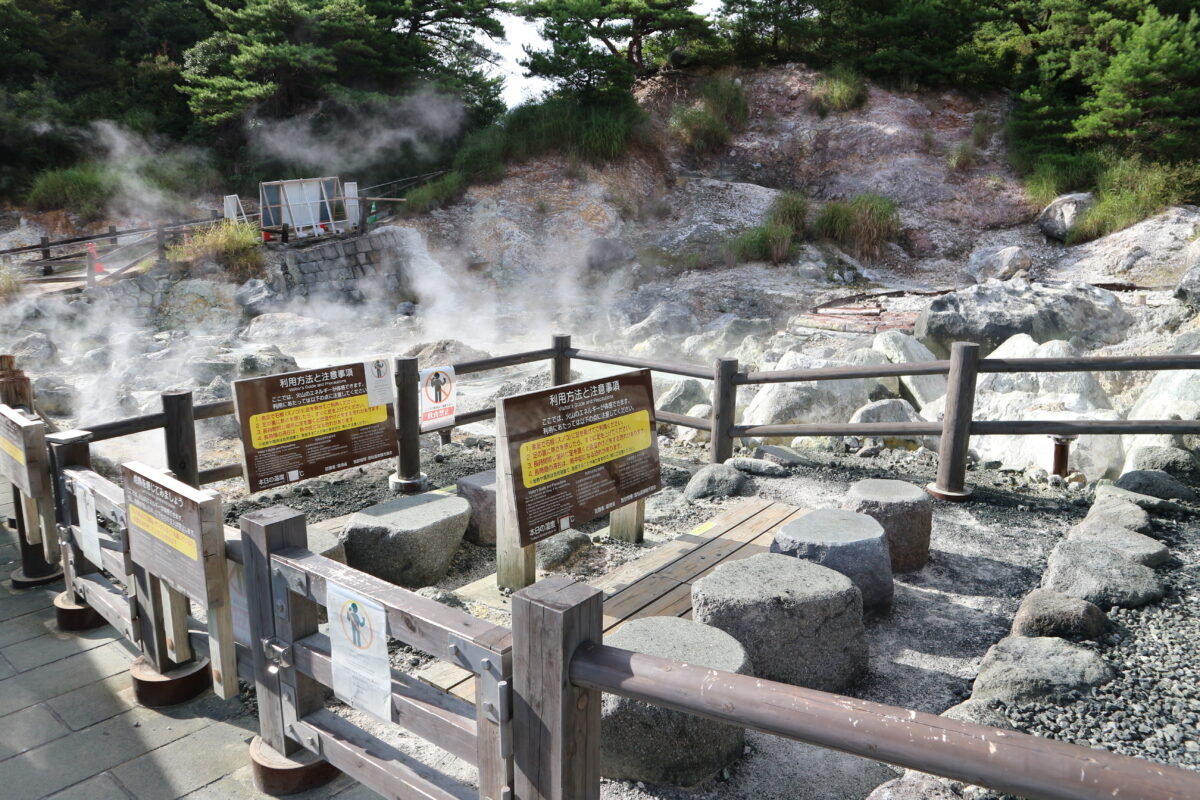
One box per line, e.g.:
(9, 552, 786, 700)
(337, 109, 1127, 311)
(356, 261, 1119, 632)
(947, 140, 978, 171)
(673, 76, 749, 155)
(814, 194, 900, 259)
(810, 66, 867, 116)
(701, 77, 749, 129)
(1021, 152, 1103, 208)
(764, 222, 794, 264)
(671, 107, 731, 155)
(766, 192, 808, 232)
(0, 265, 21, 302)
(167, 220, 264, 281)
(26, 165, 117, 221)
(971, 112, 994, 148)
(404, 171, 465, 213)
(726, 223, 795, 265)
(1067, 155, 1198, 243)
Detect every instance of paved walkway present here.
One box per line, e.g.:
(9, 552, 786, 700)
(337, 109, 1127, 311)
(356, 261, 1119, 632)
(0, 481, 375, 800)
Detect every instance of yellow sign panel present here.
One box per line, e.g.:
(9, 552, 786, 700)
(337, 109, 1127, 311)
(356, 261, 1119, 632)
(129, 504, 198, 561)
(520, 410, 652, 489)
(0, 435, 25, 466)
(248, 394, 388, 450)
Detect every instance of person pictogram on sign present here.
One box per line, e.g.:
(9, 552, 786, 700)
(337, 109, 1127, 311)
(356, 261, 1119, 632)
(346, 601, 368, 647)
(429, 371, 448, 402)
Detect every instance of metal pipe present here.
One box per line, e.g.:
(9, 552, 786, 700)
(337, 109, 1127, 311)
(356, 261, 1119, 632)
(1051, 435, 1077, 477)
(931, 342, 980, 500)
(570, 643, 1200, 800)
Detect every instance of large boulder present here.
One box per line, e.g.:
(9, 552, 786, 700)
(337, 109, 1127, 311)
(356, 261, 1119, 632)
(681, 316, 774, 362)
(1037, 192, 1095, 241)
(656, 378, 709, 415)
(844, 348, 900, 401)
(1041, 542, 1163, 609)
(1121, 445, 1200, 483)
(1123, 366, 1200, 458)
(971, 636, 1114, 704)
(1010, 589, 1108, 641)
(243, 312, 328, 342)
(848, 399, 938, 451)
(624, 301, 699, 341)
(975, 335, 1110, 409)
(234, 278, 279, 315)
(33, 375, 78, 416)
(692, 554, 868, 691)
(684, 463, 745, 500)
(341, 494, 470, 588)
(456, 470, 497, 545)
(12, 332, 56, 368)
(237, 344, 299, 378)
(1114, 469, 1198, 502)
(1176, 262, 1200, 311)
(915, 280, 1133, 357)
(401, 339, 490, 368)
(871, 331, 946, 409)
(966, 245, 1031, 283)
(741, 357, 871, 443)
(159, 279, 240, 332)
(536, 530, 592, 569)
(600, 617, 750, 787)
(1066, 525, 1168, 567)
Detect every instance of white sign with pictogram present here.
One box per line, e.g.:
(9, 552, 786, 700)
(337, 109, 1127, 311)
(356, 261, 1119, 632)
(419, 365, 456, 431)
(327, 580, 391, 721)
(363, 356, 394, 408)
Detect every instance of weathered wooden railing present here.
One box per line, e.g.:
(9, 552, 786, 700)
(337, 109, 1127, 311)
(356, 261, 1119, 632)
(240, 507, 513, 798)
(512, 577, 1200, 800)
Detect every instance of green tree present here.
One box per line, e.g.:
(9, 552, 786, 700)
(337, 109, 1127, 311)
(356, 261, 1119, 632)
(1071, 8, 1200, 160)
(520, 0, 711, 94)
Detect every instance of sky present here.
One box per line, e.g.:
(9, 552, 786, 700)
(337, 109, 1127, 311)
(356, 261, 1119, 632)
(487, 1, 724, 107)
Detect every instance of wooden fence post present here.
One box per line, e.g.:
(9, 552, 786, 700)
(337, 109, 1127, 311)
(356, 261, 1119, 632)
(158, 390, 198, 665)
(358, 201, 369, 234)
(390, 356, 424, 493)
(552, 334, 572, 386)
(928, 342, 979, 501)
(156, 225, 167, 267)
(86, 249, 97, 288)
(45, 431, 104, 630)
(281, 223, 289, 245)
(512, 577, 602, 800)
(39, 235, 50, 262)
(709, 357, 739, 463)
(108, 225, 118, 247)
(242, 507, 338, 794)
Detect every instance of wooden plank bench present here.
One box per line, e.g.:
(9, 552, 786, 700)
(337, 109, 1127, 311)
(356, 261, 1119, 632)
(417, 498, 808, 701)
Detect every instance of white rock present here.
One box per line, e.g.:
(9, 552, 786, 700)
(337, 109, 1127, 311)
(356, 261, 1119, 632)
(848, 399, 938, 450)
(1037, 192, 1095, 241)
(871, 330, 946, 409)
(741, 358, 870, 443)
(967, 245, 1031, 282)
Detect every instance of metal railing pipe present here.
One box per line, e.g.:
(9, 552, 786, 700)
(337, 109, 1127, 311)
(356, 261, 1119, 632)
(979, 354, 1200, 374)
(971, 419, 1200, 436)
(570, 643, 1200, 800)
(732, 421, 941, 438)
(452, 348, 557, 375)
(658, 411, 712, 431)
(738, 361, 951, 385)
(83, 412, 168, 441)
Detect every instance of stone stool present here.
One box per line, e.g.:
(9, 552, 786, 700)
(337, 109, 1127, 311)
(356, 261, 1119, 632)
(692, 553, 867, 691)
(342, 493, 469, 587)
(842, 479, 933, 572)
(772, 508, 894, 611)
(600, 617, 750, 787)
(456, 469, 497, 545)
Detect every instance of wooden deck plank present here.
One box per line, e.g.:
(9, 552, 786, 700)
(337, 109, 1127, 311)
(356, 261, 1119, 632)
(683, 507, 812, 585)
(656, 503, 804, 585)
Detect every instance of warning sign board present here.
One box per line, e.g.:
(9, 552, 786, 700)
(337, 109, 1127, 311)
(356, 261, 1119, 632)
(0, 404, 46, 497)
(327, 581, 391, 721)
(122, 462, 219, 601)
(234, 362, 398, 494)
(500, 370, 661, 547)
(419, 366, 456, 431)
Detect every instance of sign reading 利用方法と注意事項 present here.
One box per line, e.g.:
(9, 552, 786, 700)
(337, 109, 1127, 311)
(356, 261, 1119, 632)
(233, 360, 397, 493)
(499, 369, 661, 547)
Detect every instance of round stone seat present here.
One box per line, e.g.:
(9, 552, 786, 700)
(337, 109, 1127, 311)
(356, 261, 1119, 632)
(841, 478, 934, 572)
(600, 617, 750, 787)
(771, 508, 894, 611)
(692, 553, 867, 691)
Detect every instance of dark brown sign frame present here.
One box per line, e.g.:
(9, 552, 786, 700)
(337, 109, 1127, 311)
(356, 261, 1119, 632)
(233, 362, 398, 494)
(499, 369, 662, 547)
(0, 404, 46, 497)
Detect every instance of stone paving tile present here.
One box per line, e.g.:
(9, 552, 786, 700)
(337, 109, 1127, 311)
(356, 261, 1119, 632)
(0, 640, 136, 717)
(0, 704, 211, 800)
(45, 673, 138, 731)
(0, 608, 57, 649)
(45, 772, 132, 800)
(0, 704, 70, 760)
(0, 651, 15, 680)
(181, 764, 372, 800)
(0, 585, 58, 623)
(2, 626, 119, 673)
(113, 716, 258, 799)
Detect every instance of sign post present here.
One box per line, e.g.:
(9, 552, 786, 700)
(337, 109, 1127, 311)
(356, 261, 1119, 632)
(496, 370, 662, 590)
(233, 361, 399, 494)
(122, 461, 238, 700)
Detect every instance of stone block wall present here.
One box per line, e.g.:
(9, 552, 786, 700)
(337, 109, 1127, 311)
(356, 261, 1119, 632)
(284, 228, 412, 302)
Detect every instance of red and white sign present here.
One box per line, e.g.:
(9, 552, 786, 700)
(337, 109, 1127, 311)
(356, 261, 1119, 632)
(419, 366, 456, 430)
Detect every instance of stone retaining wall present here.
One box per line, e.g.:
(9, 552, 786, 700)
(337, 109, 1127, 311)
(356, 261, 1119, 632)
(284, 227, 412, 302)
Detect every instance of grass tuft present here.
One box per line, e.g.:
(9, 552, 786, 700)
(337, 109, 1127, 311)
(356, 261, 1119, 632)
(947, 140, 978, 171)
(167, 220, 264, 281)
(814, 194, 900, 259)
(673, 76, 749, 155)
(766, 192, 808, 232)
(26, 165, 117, 221)
(810, 66, 868, 117)
(404, 171, 465, 213)
(0, 265, 21, 302)
(1066, 155, 1199, 243)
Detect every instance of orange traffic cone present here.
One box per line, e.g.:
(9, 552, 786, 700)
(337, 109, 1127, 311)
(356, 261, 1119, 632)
(87, 241, 105, 273)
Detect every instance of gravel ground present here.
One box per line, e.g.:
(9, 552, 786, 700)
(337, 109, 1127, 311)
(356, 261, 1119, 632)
(996, 512, 1200, 771)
